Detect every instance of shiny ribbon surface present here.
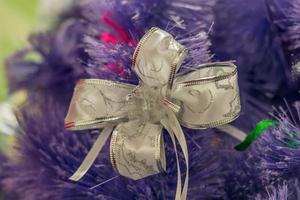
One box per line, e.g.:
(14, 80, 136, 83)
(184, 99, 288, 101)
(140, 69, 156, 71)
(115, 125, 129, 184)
(65, 27, 241, 200)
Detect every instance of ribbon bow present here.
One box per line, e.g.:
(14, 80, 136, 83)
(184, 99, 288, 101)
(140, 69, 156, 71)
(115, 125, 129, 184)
(65, 27, 241, 200)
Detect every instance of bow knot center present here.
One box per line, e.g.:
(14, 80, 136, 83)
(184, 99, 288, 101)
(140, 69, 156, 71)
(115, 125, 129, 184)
(126, 85, 169, 123)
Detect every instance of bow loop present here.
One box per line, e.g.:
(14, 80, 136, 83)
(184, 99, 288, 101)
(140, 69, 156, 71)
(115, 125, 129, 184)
(132, 27, 187, 92)
(65, 79, 135, 130)
(110, 120, 166, 180)
(172, 62, 240, 129)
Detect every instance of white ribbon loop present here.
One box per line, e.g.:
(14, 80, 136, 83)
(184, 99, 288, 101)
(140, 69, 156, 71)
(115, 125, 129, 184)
(65, 27, 241, 200)
(65, 79, 135, 130)
(173, 62, 240, 129)
(110, 120, 166, 180)
(132, 27, 187, 91)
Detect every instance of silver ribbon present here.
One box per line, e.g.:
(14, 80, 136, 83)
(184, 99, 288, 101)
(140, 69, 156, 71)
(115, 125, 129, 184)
(65, 27, 241, 200)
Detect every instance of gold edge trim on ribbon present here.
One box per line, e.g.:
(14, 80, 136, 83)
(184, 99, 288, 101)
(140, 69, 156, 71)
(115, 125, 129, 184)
(177, 63, 238, 87)
(79, 79, 136, 89)
(110, 129, 119, 173)
(167, 47, 188, 96)
(132, 27, 159, 67)
(179, 112, 241, 129)
(114, 130, 123, 176)
(74, 116, 126, 125)
(176, 61, 237, 76)
(66, 116, 128, 130)
(155, 128, 166, 173)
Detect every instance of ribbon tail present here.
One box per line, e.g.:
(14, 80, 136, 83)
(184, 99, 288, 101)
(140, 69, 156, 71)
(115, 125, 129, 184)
(217, 124, 247, 142)
(168, 111, 189, 200)
(70, 126, 114, 181)
(161, 119, 182, 200)
(161, 111, 189, 200)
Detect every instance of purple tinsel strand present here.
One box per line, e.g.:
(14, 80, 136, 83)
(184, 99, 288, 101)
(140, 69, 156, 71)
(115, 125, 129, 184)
(81, 0, 214, 84)
(211, 0, 290, 102)
(265, 0, 300, 66)
(253, 178, 300, 200)
(223, 102, 300, 199)
(254, 181, 288, 200)
(209, 0, 297, 137)
(265, 0, 300, 83)
(5, 8, 86, 94)
(253, 102, 300, 184)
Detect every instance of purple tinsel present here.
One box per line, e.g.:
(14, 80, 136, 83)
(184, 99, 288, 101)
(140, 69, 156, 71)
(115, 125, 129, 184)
(223, 102, 300, 199)
(253, 178, 300, 200)
(3, 0, 300, 199)
(211, 0, 291, 102)
(253, 103, 300, 184)
(254, 181, 288, 200)
(266, 0, 300, 66)
(6, 6, 86, 95)
(1, 0, 233, 199)
(208, 0, 296, 136)
(81, 0, 214, 84)
(265, 0, 300, 84)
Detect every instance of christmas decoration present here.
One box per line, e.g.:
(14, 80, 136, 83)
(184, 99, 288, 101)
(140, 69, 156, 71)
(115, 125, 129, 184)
(64, 27, 241, 200)
(1, 0, 300, 199)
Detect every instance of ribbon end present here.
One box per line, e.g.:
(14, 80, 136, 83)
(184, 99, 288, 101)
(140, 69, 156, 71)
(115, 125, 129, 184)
(69, 173, 83, 182)
(68, 127, 114, 182)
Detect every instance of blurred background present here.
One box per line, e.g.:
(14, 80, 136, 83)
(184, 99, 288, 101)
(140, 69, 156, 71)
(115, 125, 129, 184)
(0, 0, 38, 101)
(0, 0, 76, 162)
(0, 2, 38, 182)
